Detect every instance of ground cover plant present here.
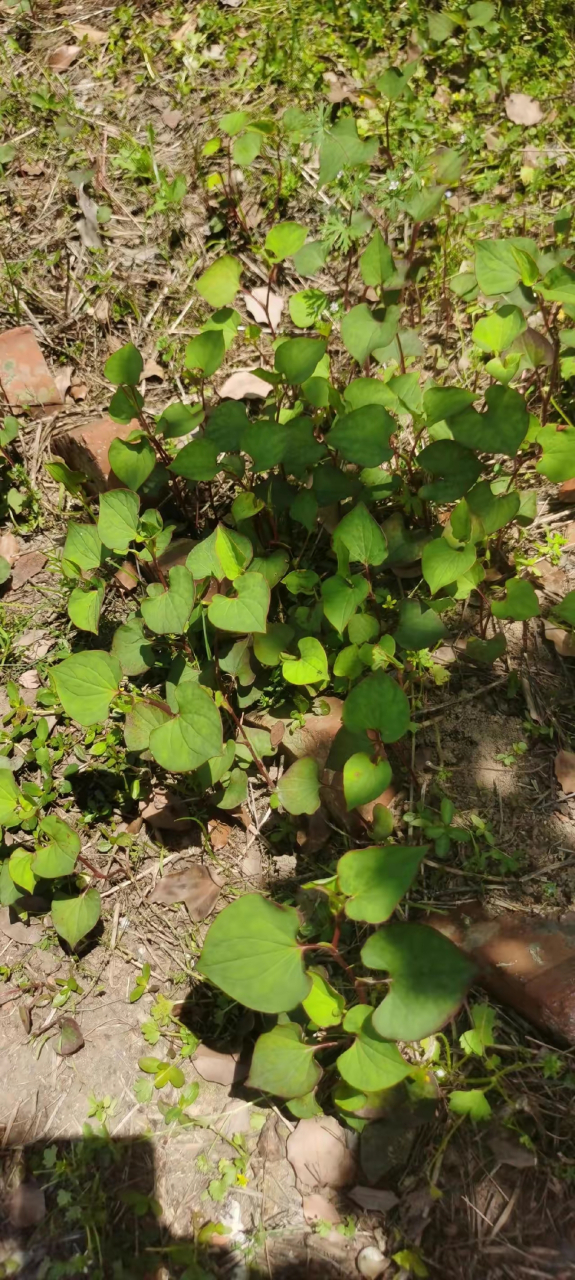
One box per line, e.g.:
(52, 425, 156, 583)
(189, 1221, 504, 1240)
(3, 0, 575, 1277)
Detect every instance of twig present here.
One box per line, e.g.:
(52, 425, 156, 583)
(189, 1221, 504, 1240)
(100, 851, 181, 899)
(414, 675, 508, 720)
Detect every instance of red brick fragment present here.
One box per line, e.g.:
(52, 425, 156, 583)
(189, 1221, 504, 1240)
(0, 327, 63, 408)
(52, 416, 138, 492)
(559, 478, 575, 504)
(428, 902, 575, 1044)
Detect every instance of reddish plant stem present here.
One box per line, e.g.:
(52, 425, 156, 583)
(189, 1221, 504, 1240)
(78, 853, 108, 881)
(222, 697, 274, 789)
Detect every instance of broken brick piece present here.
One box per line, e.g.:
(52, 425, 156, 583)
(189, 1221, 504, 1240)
(428, 902, 575, 1044)
(0, 327, 63, 408)
(559, 478, 575, 504)
(52, 416, 138, 492)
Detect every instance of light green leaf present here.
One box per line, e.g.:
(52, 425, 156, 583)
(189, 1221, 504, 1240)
(536, 425, 575, 482)
(141, 566, 195, 634)
(251, 549, 289, 587)
(33, 815, 81, 878)
(491, 577, 540, 621)
(472, 305, 526, 354)
(282, 637, 328, 685)
(321, 574, 368, 634)
(372, 804, 394, 840)
(124, 701, 170, 752)
(552, 589, 575, 629)
(63, 523, 105, 572)
(215, 524, 253, 580)
(334, 502, 387, 566)
(289, 288, 327, 328)
(333, 644, 363, 681)
(292, 239, 329, 278)
(341, 303, 399, 365)
(422, 539, 477, 594)
(265, 221, 307, 262)
(394, 600, 448, 650)
(231, 491, 265, 523)
(284, 569, 319, 594)
(318, 117, 378, 186)
(337, 1016, 413, 1092)
(232, 130, 261, 166)
(253, 622, 295, 666)
(359, 229, 394, 287)
(474, 239, 523, 296)
(327, 405, 394, 467)
(68, 581, 104, 634)
(207, 572, 270, 634)
(149, 681, 222, 772)
(104, 344, 143, 386)
(338, 845, 425, 921)
(184, 330, 225, 376)
(112, 615, 155, 676)
(170, 438, 220, 482)
(276, 757, 320, 815)
(97, 489, 140, 552)
(0, 771, 25, 828)
(247, 1023, 321, 1098)
(275, 338, 326, 385)
(449, 1089, 492, 1121)
(460, 1004, 497, 1056)
(9, 847, 36, 894)
(52, 888, 101, 948)
(197, 893, 311, 1012)
(363, 922, 475, 1040)
(302, 968, 345, 1027)
(216, 767, 248, 810)
(539, 264, 575, 305)
(108, 437, 156, 491)
(342, 755, 392, 811)
(196, 255, 242, 308)
(54, 651, 121, 727)
(343, 672, 410, 743)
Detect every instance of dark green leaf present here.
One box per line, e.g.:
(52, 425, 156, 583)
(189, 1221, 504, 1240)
(338, 845, 425, 921)
(363, 922, 475, 1040)
(247, 1023, 321, 1098)
(343, 672, 410, 743)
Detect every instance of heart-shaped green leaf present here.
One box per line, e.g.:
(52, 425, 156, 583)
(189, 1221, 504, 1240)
(248, 1023, 321, 1098)
(276, 757, 320, 815)
(422, 539, 477, 594)
(141, 566, 195, 634)
(342, 754, 392, 810)
(337, 1016, 413, 1092)
(491, 577, 540, 621)
(338, 845, 426, 922)
(394, 600, 448, 650)
(334, 503, 387, 567)
(9, 848, 36, 894)
(265, 221, 307, 262)
(275, 338, 326, 385)
(124, 701, 170, 752)
(417, 440, 482, 502)
(170, 438, 220, 482)
(0, 771, 25, 828)
(253, 622, 295, 666)
(327, 406, 395, 467)
(97, 489, 140, 552)
(104, 343, 143, 386)
(108, 437, 156, 491)
(33, 815, 81, 878)
(341, 304, 399, 365)
(343, 672, 410, 743)
(465, 481, 521, 537)
(359, 229, 394, 287)
(112, 615, 155, 676)
(302, 968, 346, 1027)
(450, 385, 528, 457)
(241, 421, 287, 471)
(63, 522, 105, 573)
(423, 385, 477, 425)
(184, 330, 225, 376)
(207, 572, 270, 634)
(322, 575, 369, 634)
(54, 651, 122, 727)
(282, 637, 328, 685)
(536, 425, 575, 482)
(196, 255, 242, 308)
(215, 524, 253, 580)
(149, 681, 222, 772)
(52, 888, 101, 949)
(68, 582, 104, 634)
(472, 305, 526, 354)
(363, 922, 475, 1040)
(198, 893, 311, 1012)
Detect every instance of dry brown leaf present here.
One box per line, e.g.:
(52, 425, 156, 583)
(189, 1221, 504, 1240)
(11, 550, 47, 591)
(0, 532, 20, 565)
(286, 1117, 357, 1192)
(554, 749, 575, 795)
(72, 22, 108, 43)
(208, 818, 232, 851)
(151, 864, 219, 921)
(78, 184, 103, 250)
(303, 1193, 341, 1225)
(192, 1044, 247, 1085)
(172, 16, 197, 41)
(54, 365, 72, 399)
(55, 1016, 84, 1056)
(257, 1112, 285, 1161)
(8, 1182, 46, 1227)
(94, 296, 110, 326)
(243, 287, 284, 330)
(114, 560, 139, 591)
(544, 622, 575, 658)
(322, 71, 359, 105)
(142, 357, 164, 381)
(487, 1131, 537, 1168)
(356, 1246, 388, 1278)
(505, 93, 544, 126)
(349, 1186, 399, 1213)
(47, 44, 80, 70)
(19, 160, 44, 176)
(19, 669, 40, 690)
(161, 109, 182, 130)
(70, 383, 87, 401)
(219, 369, 271, 400)
(141, 790, 195, 831)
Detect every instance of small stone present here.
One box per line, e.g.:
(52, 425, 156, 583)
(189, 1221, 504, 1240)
(52, 416, 139, 492)
(10, 550, 47, 591)
(8, 1182, 46, 1228)
(0, 327, 62, 408)
(356, 1246, 388, 1278)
